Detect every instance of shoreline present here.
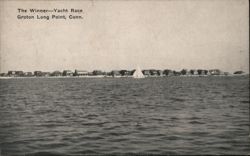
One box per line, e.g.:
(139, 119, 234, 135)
(0, 74, 248, 79)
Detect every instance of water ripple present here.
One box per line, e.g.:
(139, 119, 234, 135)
(0, 76, 249, 155)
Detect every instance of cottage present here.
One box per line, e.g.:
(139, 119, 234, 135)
(173, 71, 181, 76)
(120, 70, 132, 76)
(197, 69, 207, 75)
(62, 70, 73, 76)
(23, 72, 33, 77)
(41, 72, 51, 77)
(75, 70, 88, 76)
(8, 71, 16, 76)
(34, 71, 43, 77)
(209, 69, 221, 75)
(93, 70, 103, 76)
(0, 73, 8, 77)
(142, 70, 150, 76)
(163, 69, 174, 76)
(51, 71, 62, 77)
(102, 71, 108, 76)
(111, 70, 121, 77)
(157, 70, 164, 76)
(15, 71, 24, 76)
(190, 69, 198, 75)
(88, 72, 94, 76)
(204, 70, 209, 75)
(149, 69, 158, 76)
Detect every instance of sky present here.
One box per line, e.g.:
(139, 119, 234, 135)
(0, 0, 249, 73)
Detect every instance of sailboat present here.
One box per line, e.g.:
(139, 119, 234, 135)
(133, 66, 145, 79)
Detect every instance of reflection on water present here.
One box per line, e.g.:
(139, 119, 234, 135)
(0, 76, 249, 155)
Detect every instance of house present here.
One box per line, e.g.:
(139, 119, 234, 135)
(15, 71, 24, 77)
(209, 69, 221, 75)
(120, 70, 132, 76)
(163, 69, 174, 76)
(111, 70, 121, 77)
(62, 70, 73, 76)
(23, 72, 33, 77)
(197, 69, 207, 75)
(8, 71, 16, 77)
(106, 71, 112, 76)
(173, 70, 181, 76)
(204, 70, 209, 75)
(190, 69, 198, 75)
(7, 71, 24, 77)
(51, 71, 62, 76)
(74, 70, 88, 76)
(142, 70, 150, 76)
(157, 70, 164, 76)
(149, 69, 158, 76)
(0, 73, 8, 77)
(34, 71, 43, 77)
(93, 70, 103, 76)
(102, 71, 108, 76)
(88, 72, 94, 76)
(41, 72, 51, 77)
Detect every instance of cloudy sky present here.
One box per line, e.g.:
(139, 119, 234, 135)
(0, 0, 249, 73)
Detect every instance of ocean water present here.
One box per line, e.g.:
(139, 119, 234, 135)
(0, 76, 249, 155)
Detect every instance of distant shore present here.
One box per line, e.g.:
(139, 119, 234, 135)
(0, 69, 248, 78)
(0, 74, 248, 79)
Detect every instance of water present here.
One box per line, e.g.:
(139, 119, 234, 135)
(0, 76, 249, 155)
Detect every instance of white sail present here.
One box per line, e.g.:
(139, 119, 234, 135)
(133, 66, 145, 78)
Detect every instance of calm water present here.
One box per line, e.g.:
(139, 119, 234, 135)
(0, 76, 249, 155)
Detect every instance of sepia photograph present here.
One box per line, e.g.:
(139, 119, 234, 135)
(0, 0, 249, 155)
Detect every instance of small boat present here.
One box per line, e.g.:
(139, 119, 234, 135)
(133, 66, 145, 79)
